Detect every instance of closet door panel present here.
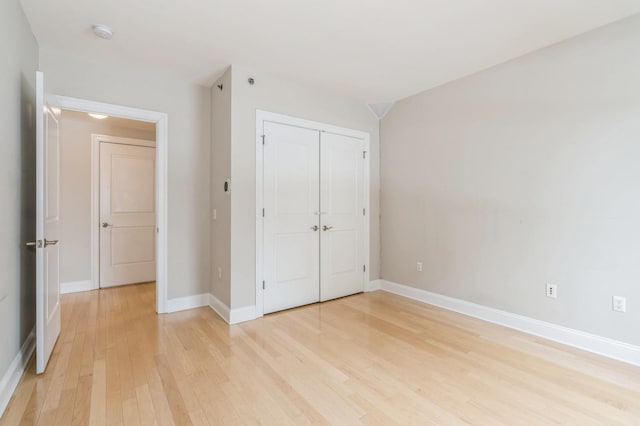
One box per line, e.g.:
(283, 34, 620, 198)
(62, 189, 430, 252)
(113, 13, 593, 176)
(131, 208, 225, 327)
(263, 121, 320, 314)
(320, 132, 365, 301)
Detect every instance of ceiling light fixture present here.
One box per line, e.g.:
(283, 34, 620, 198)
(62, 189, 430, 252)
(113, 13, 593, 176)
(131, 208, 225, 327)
(92, 24, 114, 40)
(88, 113, 108, 119)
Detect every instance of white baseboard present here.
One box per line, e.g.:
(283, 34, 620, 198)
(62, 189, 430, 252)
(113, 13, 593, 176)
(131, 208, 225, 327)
(60, 280, 96, 295)
(207, 294, 256, 325)
(229, 305, 257, 324)
(379, 280, 640, 367)
(208, 293, 230, 323)
(0, 328, 35, 417)
(166, 293, 210, 313)
(366, 279, 382, 292)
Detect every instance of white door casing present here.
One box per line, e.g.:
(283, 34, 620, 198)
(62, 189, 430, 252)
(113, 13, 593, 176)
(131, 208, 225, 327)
(257, 111, 370, 316)
(262, 121, 321, 314)
(48, 95, 168, 313)
(35, 71, 61, 374)
(100, 142, 157, 287)
(320, 132, 365, 301)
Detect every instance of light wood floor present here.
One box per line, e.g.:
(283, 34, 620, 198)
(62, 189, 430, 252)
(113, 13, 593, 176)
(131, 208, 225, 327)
(2, 283, 640, 425)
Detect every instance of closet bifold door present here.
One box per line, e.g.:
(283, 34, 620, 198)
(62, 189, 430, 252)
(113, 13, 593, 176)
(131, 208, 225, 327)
(263, 121, 321, 314)
(319, 132, 365, 301)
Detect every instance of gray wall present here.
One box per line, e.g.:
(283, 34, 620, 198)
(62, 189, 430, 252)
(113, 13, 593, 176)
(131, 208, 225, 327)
(0, 0, 38, 382)
(381, 15, 640, 345)
(40, 48, 212, 300)
(230, 65, 380, 309)
(59, 111, 156, 284)
(210, 69, 232, 307)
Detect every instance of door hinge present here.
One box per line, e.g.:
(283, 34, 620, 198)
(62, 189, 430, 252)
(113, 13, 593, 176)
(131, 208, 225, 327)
(262, 280, 265, 289)
(363, 208, 366, 216)
(262, 208, 265, 217)
(363, 150, 367, 159)
(261, 135, 266, 145)
(363, 265, 366, 272)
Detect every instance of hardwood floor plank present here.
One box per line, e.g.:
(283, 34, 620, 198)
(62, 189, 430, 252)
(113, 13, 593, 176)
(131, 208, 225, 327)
(2, 283, 639, 425)
(88, 359, 106, 426)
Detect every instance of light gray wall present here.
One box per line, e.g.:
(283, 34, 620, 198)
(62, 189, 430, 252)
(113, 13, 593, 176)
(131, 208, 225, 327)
(0, 0, 38, 385)
(40, 49, 211, 300)
(230, 65, 380, 309)
(210, 69, 232, 306)
(381, 15, 640, 345)
(59, 111, 155, 284)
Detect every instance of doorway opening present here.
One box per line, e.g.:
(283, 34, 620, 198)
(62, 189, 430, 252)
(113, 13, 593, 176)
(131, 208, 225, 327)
(52, 96, 169, 314)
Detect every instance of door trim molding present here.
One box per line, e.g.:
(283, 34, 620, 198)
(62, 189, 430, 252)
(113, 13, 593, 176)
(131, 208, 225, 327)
(255, 110, 371, 317)
(51, 95, 169, 314)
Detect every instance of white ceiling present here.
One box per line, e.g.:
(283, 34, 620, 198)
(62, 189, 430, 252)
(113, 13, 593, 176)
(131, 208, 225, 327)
(21, 0, 640, 102)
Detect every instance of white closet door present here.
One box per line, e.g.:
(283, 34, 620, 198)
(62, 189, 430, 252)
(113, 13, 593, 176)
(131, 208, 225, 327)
(320, 132, 365, 301)
(263, 121, 320, 314)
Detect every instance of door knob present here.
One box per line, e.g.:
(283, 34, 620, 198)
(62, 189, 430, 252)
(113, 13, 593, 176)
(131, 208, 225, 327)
(26, 240, 42, 248)
(322, 225, 333, 231)
(310, 225, 319, 231)
(44, 239, 59, 247)
(102, 222, 112, 228)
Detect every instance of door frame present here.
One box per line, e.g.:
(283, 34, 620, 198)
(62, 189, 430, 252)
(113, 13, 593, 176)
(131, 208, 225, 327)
(91, 135, 157, 291)
(255, 110, 370, 317)
(51, 95, 169, 314)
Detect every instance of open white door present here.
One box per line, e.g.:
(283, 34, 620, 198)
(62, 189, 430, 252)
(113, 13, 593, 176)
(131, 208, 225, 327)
(34, 71, 61, 374)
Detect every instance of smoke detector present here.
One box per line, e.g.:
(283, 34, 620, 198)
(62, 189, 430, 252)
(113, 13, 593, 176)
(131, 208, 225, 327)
(93, 24, 114, 40)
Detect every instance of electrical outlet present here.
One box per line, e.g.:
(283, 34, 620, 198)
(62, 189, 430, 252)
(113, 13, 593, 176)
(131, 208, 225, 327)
(546, 283, 557, 299)
(613, 296, 626, 313)
(217, 267, 222, 280)
(417, 262, 423, 272)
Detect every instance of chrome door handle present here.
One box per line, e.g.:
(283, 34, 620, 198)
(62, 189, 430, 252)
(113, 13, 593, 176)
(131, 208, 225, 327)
(322, 225, 333, 231)
(310, 225, 319, 231)
(25, 239, 57, 248)
(102, 222, 112, 228)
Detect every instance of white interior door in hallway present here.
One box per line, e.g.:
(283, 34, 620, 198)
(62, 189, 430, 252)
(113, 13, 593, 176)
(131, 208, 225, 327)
(100, 141, 157, 287)
(261, 117, 369, 314)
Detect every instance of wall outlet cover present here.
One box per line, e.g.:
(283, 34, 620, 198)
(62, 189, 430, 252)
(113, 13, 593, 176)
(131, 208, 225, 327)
(546, 283, 557, 299)
(613, 296, 626, 313)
